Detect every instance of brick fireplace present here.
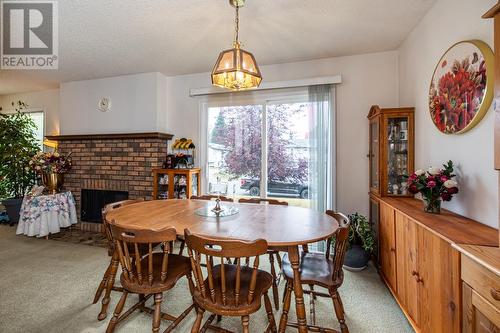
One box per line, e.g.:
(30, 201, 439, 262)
(46, 132, 172, 231)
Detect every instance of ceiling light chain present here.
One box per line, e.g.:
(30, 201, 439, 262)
(234, 4, 240, 47)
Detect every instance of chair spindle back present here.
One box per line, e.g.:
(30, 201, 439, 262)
(102, 199, 143, 255)
(324, 211, 350, 281)
(184, 229, 268, 306)
(238, 198, 288, 206)
(109, 224, 177, 286)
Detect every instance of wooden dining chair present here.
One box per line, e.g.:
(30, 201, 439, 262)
(237, 197, 288, 310)
(190, 194, 234, 202)
(184, 229, 277, 333)
(237, 197, 287, 206)
(279, 211, 350, 333)
(106, 223, 194, 333)
(94, 199, 143, 321)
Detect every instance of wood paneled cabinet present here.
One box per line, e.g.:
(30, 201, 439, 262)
(379, 201, 460, 332)
(457, 245, 500, 333)
(463, 283, 499, 333)
(377, 198, 498, 333)
(379, 202, 396, 291)
(367, 105, 414, 197)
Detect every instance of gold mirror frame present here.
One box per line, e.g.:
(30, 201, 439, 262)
(428, 39, 494, 134)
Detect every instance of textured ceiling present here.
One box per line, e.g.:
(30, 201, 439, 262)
(0, 0, 435, 95)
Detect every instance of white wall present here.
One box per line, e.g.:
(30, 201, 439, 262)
(398, 0, 498, 228)
(166, 51, 400, 216)
(0, 89, 60, 135)
(59, 72, 167, 134)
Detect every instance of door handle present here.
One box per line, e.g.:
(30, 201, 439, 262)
(491, 288, 500, 301)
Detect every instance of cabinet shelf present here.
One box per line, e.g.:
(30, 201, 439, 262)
(152, 168, 201, 200)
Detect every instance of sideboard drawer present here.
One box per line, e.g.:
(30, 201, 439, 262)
(462, 254, 500, 311)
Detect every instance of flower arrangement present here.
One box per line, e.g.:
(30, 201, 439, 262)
(404, 160, 458, 213)
(29, 152, 72, 174)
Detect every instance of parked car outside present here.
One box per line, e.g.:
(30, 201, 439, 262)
(240, 179, 309, 199)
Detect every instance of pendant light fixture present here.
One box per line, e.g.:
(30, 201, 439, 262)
(211, 0, 262, 91)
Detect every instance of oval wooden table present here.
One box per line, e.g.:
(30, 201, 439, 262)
(106, 199, 340, 333)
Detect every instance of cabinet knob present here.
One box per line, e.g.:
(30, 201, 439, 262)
(491, 288, 500, 301)
(411, 270, 418, 276)
(390, 247, 396, 252)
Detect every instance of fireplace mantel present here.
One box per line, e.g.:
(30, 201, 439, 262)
(45, 132, 173, 141)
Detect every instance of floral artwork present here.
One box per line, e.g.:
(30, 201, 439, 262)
(429, 40, 493, 134)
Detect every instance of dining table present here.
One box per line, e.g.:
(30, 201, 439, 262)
(106, 199, 340, 333)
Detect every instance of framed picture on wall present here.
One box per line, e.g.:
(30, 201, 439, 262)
(428, 40, 494, 134)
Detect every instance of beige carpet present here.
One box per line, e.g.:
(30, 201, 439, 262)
(0, 225, 413, 333)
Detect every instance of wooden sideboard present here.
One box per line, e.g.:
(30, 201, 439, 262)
(375, 197, 498, 333)
(453, 244, 500, 333)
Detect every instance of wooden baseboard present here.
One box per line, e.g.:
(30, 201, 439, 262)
(379, 273, 421, 333)
(78, 222, 103, 233)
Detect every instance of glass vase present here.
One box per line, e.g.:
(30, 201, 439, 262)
(422, 196, 441, 214)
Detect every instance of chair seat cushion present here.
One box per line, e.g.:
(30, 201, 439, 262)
(193, 264, 273, 316)
(282, 252, 342, 288)
(120, 253, 190, 294)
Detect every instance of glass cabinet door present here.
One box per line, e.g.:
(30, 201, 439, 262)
(386, 116, 409, 196)
(173, 174, 188, 199)
(157, 174, 169, 199)
(191, 173, 199, 197)
(369, 120, 380, 191)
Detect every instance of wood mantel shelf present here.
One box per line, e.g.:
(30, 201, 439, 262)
(45, 132, 173, 141)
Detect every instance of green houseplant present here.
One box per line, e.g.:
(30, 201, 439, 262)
(0, 101, 40, 224)
(343, 213, 376, 271)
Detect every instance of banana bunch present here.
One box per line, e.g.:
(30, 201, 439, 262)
(172, 138, 196, 150)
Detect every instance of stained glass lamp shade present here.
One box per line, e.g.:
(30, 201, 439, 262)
(211, 0, 262, 91)
(211, 43, 262, 90)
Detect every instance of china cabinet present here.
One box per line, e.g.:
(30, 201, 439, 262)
(367, 105, 415, 197)
(152, 168, 201, 200)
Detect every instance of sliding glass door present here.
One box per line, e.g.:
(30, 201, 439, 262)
(265, 102, 312, 208)
(207, 104, 262, 198)
(205, 97, 318, 210)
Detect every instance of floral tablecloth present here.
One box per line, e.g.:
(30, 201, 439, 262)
(16, 191, 77, 237)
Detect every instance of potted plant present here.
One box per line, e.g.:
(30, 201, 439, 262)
(343, 213, 376, 271)
(404, 160, 459, 214)
(30, 151, 72, 194)
(0, 101, 40, 224)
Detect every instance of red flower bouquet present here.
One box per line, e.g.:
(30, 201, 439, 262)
(404, 160, 459, 214)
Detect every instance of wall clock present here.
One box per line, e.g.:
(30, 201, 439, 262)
(428, 40, 494, 134)
(98, 97, 111, 112)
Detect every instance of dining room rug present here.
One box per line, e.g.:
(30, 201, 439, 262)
(48, 227, 107, 248)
